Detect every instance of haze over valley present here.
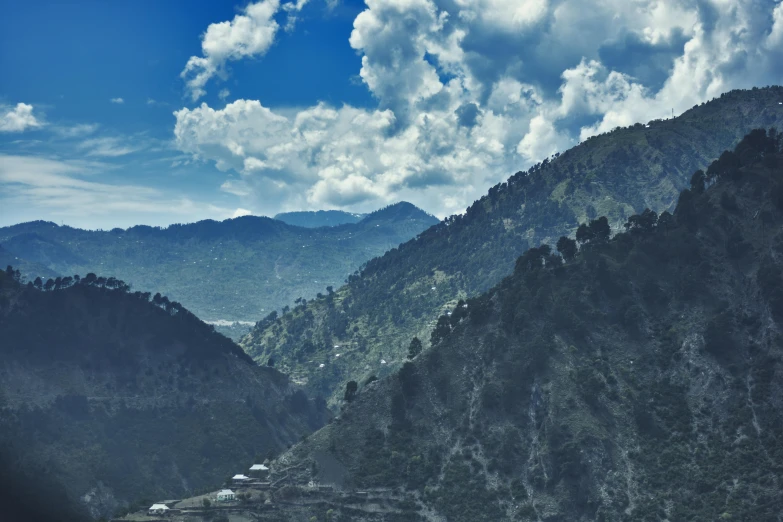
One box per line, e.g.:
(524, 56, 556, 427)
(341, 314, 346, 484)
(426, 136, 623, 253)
(0, 202, 437, 338)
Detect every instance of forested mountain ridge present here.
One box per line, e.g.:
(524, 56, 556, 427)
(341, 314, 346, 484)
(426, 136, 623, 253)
(274, 209, 367, 228)
(0, 269, 328, 519)
(242, 86, 783, 406)
(248, 129, 783, 521)
(0, 202, 437, 333)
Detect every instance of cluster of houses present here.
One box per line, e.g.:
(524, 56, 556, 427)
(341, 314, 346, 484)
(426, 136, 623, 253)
(231, 463, 270, 487)
(147, 463, 270, 516)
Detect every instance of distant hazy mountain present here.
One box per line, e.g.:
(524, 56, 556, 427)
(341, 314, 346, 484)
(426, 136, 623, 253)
(0, 268, 328, 519)
(242, 86, 783, 406)
(204, 129, 783, 521)
(274, 209, 367, 228)
(0, 202, 438, 337)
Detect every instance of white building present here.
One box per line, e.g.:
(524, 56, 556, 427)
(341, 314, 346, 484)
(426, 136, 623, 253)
(148, 504, 170, 515)
(232, 474, 250, 481)
(217, 489, 235, 502)
(249, 464, 269, 472)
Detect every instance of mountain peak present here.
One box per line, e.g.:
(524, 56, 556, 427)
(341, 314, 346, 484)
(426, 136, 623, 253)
(360, 201, 438, 224)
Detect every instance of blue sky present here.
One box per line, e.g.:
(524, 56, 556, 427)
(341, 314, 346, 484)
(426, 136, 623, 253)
(1, 0, 782, 229)
(0, 0, 373, 127)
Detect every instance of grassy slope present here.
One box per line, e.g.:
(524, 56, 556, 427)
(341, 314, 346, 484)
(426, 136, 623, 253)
(243, 86, 783, 407)
(0, 273, 328, 519)
(0, 202, 437, 325)
(266, 131, 783, 521)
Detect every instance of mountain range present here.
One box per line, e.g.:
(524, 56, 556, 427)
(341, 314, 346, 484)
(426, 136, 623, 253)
(242, 86, 783, 406)
(0, 202, 437, 338)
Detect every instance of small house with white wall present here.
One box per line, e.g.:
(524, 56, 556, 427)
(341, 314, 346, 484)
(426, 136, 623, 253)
(232, 474, 250, 482)
(217, 489, 235, 502)
(249, 464, 269, 477)
(148, 504, 170, 515)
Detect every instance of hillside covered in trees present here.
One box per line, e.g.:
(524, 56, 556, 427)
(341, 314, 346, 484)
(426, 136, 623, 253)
(244, 128, 783, 521)
(0, 202, 437, 336)
(242, 86, 783, 406)
(0, 269, 329, 519)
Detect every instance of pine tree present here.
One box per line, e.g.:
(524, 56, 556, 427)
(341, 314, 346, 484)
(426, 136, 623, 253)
(407, 337, 423, 359)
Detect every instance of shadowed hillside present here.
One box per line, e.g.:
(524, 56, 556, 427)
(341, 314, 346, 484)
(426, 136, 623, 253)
(0, 269, 329, 519)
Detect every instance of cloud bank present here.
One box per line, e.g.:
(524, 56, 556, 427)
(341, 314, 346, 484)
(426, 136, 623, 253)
(0, 154, 235, 229)
(175, 0, 783, 217)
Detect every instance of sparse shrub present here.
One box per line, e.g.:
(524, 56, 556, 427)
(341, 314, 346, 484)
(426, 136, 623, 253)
(344, 381, 358, 402)
(407, 337, 422, 360)
(430, 316, 451, 345)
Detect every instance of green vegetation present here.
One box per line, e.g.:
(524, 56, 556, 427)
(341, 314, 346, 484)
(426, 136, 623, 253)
(243, 87, 783, 406)
(0, 269, 328, 519)
(277, 129, 783, 521)
(0, 202, 437, 334)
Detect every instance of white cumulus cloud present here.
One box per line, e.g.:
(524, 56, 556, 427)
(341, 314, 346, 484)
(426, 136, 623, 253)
(110, 97, 125, 104)
(181, 0, 313, 101)
(174, 97, 513, 216)
(181, 0, 281, 101)
(0, 103, 44, 133)
(232, 207, 253, 218)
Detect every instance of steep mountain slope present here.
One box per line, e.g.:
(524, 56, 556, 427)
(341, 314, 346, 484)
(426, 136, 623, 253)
(0, 270, 328, 519)
(243, 86, 783, 405)
(243, 130, 783, 521)
(0, 202, 437, 332)
(275, 209, 367, 228)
